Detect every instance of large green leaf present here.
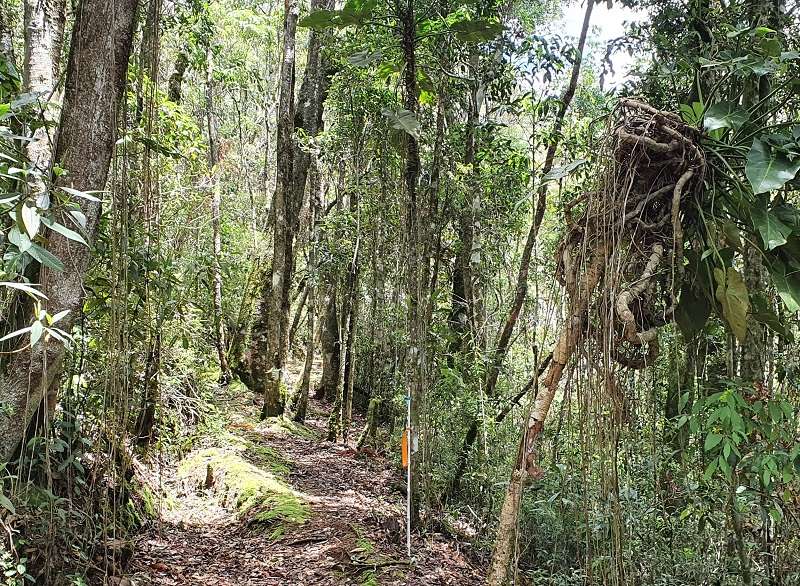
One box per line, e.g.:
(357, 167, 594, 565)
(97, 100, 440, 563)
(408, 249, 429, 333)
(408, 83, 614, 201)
(347, 50, 382, 68)
(7, 225, 32, 253)
(41, 216, 88, 246)
(746, 138, 800, 194)
(299, 0, 375, 28)
(27, 243, 64, 271)
(298, 9, 340, 29)
(705, 432, 723, 452)
(19, 202, 40, 239)
(751, 204, 792, 249)
(714, 267, 750, 342)
(675, 283, 711, 339)
(449, 18, 503, 43)
(542, 159, 587, 182)
(751, 294, 794, 341)
(343, 0, 376, 14)
(704, 101, 749, 131)
(721, 220, 743, 250)
(767, 259, 800, 312)
(381, 108, 420, 139)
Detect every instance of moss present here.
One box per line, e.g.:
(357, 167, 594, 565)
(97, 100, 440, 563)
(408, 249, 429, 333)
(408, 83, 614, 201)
(123, 479, 162, 528)
(138, 481, 158, 517)
(196, 366, 222, 385)
(177, 447, 308, 527)
(227, 379, 250, 397)
(355, 537, 376, 556)
(258, 416, 317, 441)
(361, 571, 379, 586)
(242, 437, 290, 477)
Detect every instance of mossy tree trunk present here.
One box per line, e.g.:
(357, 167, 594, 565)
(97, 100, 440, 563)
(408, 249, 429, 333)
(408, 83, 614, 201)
(356, 397, 380, 450)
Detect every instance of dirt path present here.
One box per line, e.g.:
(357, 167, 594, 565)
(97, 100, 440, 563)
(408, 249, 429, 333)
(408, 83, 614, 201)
(128, 367, 485, 585)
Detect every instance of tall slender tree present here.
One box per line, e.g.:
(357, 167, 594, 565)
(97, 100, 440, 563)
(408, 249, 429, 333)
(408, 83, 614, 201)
(252, 0, 300, 417)
(22, 0, 66, 173)
(487, 1, 595, 582)
(205, 44, 234, 384)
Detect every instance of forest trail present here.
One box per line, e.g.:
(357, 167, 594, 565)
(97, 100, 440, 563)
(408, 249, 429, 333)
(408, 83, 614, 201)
(127, 359, 485, 585)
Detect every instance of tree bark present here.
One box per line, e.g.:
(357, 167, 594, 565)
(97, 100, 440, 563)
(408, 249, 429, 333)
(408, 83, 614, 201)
(399, 0, 423, 525)
(0, 0, 139, 463)
(21, 0, 67, 422)
(252, 0, 299, 418)
(290, 162, 322, 423)
(356, 397, 380, 450)
(23, 0, 66, 180)
(316, 293, 340, 401)
(488, 242, 606, 585)
(288, 286, 308, 350)
(0, 1, 16, 68)
(252, 0, 332, 416)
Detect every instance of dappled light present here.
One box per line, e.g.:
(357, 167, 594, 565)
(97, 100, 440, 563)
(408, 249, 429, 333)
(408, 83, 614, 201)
(0, 0, 799, 585)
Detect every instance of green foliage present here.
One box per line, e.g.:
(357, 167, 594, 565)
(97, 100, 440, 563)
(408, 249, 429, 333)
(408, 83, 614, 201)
(0, 545, 32, 585)
(693, 385, 800, 497)
(448, 18, 503, 43)
(299, 0, 377, 29)
(746, 137, 800, 195)
(703, 101, 749, 132)
(713, 267, 750, 342)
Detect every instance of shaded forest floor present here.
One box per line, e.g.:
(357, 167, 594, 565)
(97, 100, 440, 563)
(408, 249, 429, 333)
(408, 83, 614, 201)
(126, 359, 485, 585)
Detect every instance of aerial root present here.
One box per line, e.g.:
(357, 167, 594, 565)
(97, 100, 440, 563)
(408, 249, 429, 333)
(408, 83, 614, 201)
(523, 99, 705, 478)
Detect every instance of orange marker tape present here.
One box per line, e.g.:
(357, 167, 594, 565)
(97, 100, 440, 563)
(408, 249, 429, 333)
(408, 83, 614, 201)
(401, 429, 409, 468)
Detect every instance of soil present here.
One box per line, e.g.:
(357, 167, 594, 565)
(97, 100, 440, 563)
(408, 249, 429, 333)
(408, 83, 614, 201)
(127, 360, 486, 586)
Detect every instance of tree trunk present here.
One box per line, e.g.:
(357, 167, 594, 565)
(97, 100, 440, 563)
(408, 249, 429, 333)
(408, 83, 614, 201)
(291, 161, 322, 423)
(316, 293, 340, 401)
(23, 0, 66, 172)
(0, 0, 139, 463)
(399, 0, 423, 525)
(449, 0, 596, 518)
(252, 0, 332, 418)
(22, 0, 67, 422)
(288, 286, 308, 350)
(167, 48, 188, 104)
(340, 252, 360, 444)
(488, 241, 606, 585)
(135, 331, 161, 446)
(205, 45, 233, 384)
(448, 52, 479, 362)
(356, 397, 380, 450)
(0, 1, 16, 67)
(252, 0, 299, 419)
(483, 0, 594, 399)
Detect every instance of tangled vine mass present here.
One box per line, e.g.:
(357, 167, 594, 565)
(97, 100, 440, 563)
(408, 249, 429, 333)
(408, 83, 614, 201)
(557, 98, 706, 375)
(522, 99, 707, 477)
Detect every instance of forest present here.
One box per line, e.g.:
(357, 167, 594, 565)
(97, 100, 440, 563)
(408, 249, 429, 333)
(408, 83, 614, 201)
(0, 0, 799, 584)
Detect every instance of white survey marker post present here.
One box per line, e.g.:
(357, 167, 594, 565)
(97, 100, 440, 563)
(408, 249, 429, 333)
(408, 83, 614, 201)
(405, 393, 411, 558)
